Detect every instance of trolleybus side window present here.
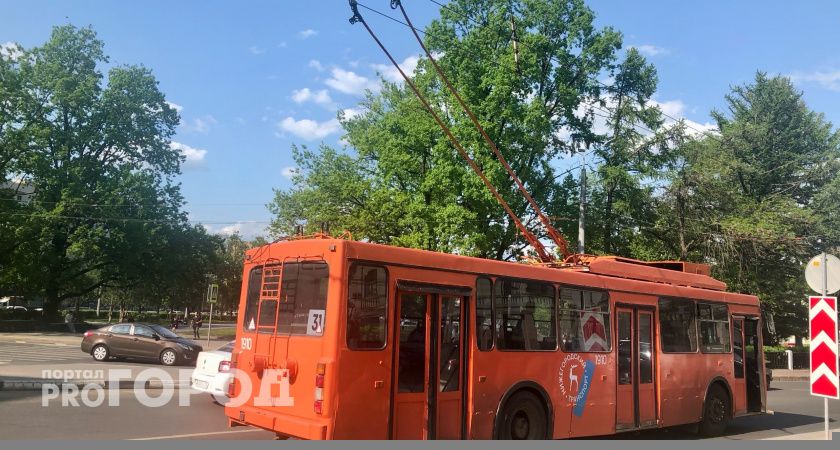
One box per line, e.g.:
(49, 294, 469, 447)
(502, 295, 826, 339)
(347, 263, 388, 350)
(558, 287, 611, 352)
(658, 298, 698, 353)
(476, 277, 493, 351)
(733, 318, 744, 378)
(242, 266, 263, 332)
(494, 278, 556, 351)
(697, 302, 731, 353)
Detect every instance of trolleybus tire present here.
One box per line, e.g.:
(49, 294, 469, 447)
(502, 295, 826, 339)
(496, 391, 549, 440)
(91, 344, 109, 361)
(700, 384, 730, 437)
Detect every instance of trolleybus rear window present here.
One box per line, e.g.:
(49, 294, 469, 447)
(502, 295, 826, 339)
(241, 261, 329, 335)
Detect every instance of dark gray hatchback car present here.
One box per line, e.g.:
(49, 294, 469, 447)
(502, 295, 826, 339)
(81, 323, 202, 366)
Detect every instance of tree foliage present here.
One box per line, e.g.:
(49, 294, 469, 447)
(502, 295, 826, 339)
(269, 1, 840, 341)
(0, 25, 219, 318)
(271, 0, 625, 259)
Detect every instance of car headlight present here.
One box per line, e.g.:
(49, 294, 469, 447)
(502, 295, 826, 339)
(177, 343, 194, 351)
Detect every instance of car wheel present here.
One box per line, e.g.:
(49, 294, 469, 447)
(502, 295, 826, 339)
(91, 344, 109, 361)
(700, 384, 730, 437)
(160, 348, 178, 366)
(496, 391, 549, 439)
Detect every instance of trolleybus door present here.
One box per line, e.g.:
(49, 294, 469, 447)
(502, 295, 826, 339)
(392, 291, 465, 439)
(615, 306, 657, 431)
(731, 316, 747, 414)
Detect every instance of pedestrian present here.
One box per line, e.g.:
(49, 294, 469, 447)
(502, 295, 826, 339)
(192, 313, 203, 339)
(64, 311, 75, 333)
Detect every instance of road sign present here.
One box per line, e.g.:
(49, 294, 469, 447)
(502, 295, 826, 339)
(805, 253, 840, 295)
(809, 296, 839, 399)
(206, 283, 219, 304)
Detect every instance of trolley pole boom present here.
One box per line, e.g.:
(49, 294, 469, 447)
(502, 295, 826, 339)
(392, 0, 572, 260)
(348, 0, 553, 263)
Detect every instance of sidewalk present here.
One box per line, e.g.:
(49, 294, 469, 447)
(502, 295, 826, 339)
(0, 330, 232, 345)
(772, 369, 809, 381)
(763, 428, 838, 440)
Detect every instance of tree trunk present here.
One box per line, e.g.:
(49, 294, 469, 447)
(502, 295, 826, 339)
(44, 284, 60, 321)
(603, 185, 615, 254)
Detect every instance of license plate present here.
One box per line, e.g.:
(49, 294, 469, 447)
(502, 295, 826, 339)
(193, 379, 208, 390)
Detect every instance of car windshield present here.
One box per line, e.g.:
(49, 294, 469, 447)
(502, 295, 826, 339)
(149, 324, 179, 339)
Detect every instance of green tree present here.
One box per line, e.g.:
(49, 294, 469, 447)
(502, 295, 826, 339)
(585, 48, 663, 255)
(643, 74, 840, 340)
(270, 0, 622, 259)
(0, 25, 184, 317)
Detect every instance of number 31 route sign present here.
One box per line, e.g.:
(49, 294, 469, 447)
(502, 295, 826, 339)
(809, 296, 839, 399)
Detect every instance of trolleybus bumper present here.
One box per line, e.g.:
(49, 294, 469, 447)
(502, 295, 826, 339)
(227, 405, 329, 440)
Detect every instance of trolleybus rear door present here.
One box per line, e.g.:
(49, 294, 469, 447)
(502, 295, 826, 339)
(616, 306, 657, 431)
(392, 291, 465, 439)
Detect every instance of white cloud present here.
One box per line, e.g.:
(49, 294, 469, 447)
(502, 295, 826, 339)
(277, 41, 288, 48)
(340, 107, 364, 120)
(788, 70, 840, 92)
(180, 115, 217, 134)
(278, 117, 341, 140)
(291, 88, 334, 108)
(298, 29, 318, 39)
(281, 166, 298, 179)
(0, 42, 23, 60)
(308, 59, 325, 72)
(650, 99, 685, 118)
(648, 99, 717, 136)
(204, 222, 268, 240)
(325, 67, 379, 95)
(371, 55, 420, 83)
(631, 44, 669, 57)
(170, 141, 208, 168)
(248, 46, 266, 55)
(165, 101, 183, 113)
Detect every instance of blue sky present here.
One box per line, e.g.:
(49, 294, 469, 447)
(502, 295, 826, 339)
(3, 0, 840, 239)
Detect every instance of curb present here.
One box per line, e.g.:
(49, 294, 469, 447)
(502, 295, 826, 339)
(0, 379, 191, 391)
(773, 376, 809, 382)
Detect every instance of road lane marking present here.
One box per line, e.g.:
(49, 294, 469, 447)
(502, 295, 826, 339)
(129, 429, 268, 440)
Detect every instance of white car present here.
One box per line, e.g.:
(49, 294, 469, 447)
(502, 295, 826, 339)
(191, 341, 234, 404)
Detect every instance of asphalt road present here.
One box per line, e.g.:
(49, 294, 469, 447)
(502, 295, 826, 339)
(0, 390, 274, 440)
(0, 379, 836, 440)
(0, 339, 229, 381)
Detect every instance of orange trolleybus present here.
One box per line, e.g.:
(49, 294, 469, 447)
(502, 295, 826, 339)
(224, 236, 766, 440)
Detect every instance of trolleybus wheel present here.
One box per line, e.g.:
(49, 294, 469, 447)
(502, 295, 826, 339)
(700, 384, 730, 437)
(496, 391, 548, 440)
